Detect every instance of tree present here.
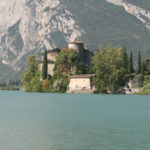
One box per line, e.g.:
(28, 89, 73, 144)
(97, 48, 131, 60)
(137, 50, 141, 74)
(128, 51, 134, 73)
(49, 70, 69, 93)
(42, 50, 48, 80)
(141, 60, 145, 75)
(123, 48, 128, 73)
(93, 46, 126, 94)
(142, 59, 150, 75)
(77, 62, 93, 74)
(56, 48, 79, 77)
(22, 55, 42, 92)
(42, 79, 50, 92)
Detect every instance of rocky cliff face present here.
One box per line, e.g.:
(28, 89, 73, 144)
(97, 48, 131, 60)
(0, 0, 84, 71)
(106, 0, 150, 29)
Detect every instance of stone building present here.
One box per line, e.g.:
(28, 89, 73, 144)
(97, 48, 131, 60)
(40, 41, 93, 76)
(68, 41, 93, 67)
(67, 74, 95, 93)
(39, 48, 61, 76)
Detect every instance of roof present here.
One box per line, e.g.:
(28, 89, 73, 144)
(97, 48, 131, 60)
(40, 60, 55, 64)
(70, 74, 95, 78)
(41, 48, 60, 54)
(69, 40, 84, 45)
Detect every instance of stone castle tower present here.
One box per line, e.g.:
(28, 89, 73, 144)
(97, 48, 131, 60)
(68, 40, 93, 67)
(40, 41, 93, 76)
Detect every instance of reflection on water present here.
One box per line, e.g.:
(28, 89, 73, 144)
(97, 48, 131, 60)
(0, 91, 150, 150)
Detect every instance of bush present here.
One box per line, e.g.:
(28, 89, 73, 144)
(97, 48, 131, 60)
(0, 86, 20, 90)
(143, 75, 150, 86)
(33, 81, 42, 92)
(24, 82, 32, 92)
(50, 69, 69, 93)
(77, 63, 93, 74)
(52, 70, 64, 81)
(24, 71, 42, 92)
(42, 79, 50, 92)
(51, 78, 69, 93)
(139, 83, 150, 95)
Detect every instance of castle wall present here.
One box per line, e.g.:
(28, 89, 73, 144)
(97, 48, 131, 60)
(48, 63, 55, 76)
(40, 63, 55, 77)
(68, 78, 92, 90)
(47, 52, 59, 62)
(68, 43, 83, 52)
(67, 76, 95, 93)
(83, 50, 93, 67)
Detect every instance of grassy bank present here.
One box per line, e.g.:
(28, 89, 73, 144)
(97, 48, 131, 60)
(0, 86, 20, 91)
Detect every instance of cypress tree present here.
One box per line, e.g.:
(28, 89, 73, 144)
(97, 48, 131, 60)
(137, 50, 141, 74)
(42, 50, 48, 80)
(126, 56, 128, 73)
(141, 61, 144, 75)
(128, 51, 134, 73)
(123, 50, 128, 73)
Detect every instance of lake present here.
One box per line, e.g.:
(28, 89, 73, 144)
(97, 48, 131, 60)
(0, 91, 149, 150)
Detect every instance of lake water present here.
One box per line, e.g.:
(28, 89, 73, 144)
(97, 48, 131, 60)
(0, 91, 149, 150)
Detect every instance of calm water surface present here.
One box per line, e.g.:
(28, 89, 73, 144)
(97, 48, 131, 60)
(0, 91, 150, 150)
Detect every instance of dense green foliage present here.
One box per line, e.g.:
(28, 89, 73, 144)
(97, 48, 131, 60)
(143, 75, 150, 86)
(139, 83, 150, 95)
(93, 46, 126, 94)
(56, 48, 79, 77)
(142, 59, 150, 75)
(77, 63, 93, 75)
(49, 70, 69, 93)
(42, 50, 48, 80)
(42, 79, 50, 92)
(22, 55, 42, 92)
(0, 86, 20, 90)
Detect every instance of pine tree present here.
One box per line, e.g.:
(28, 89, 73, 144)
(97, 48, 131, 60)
(137, 50, 141, 74)
(128, 51, 134, 73)
(42, 50, 48, 80)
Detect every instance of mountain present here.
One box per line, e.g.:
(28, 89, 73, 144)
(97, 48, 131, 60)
(0, 0, 150, 81)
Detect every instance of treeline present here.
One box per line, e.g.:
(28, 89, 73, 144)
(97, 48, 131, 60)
(0, 80, 21, 91)
(0, 80, 21, 87)
(92, 46, 150, 94)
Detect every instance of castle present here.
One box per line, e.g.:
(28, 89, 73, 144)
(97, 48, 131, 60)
(40, 40, 93, 77)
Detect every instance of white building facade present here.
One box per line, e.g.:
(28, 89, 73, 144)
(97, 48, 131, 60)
(67, 74, 95, 94)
